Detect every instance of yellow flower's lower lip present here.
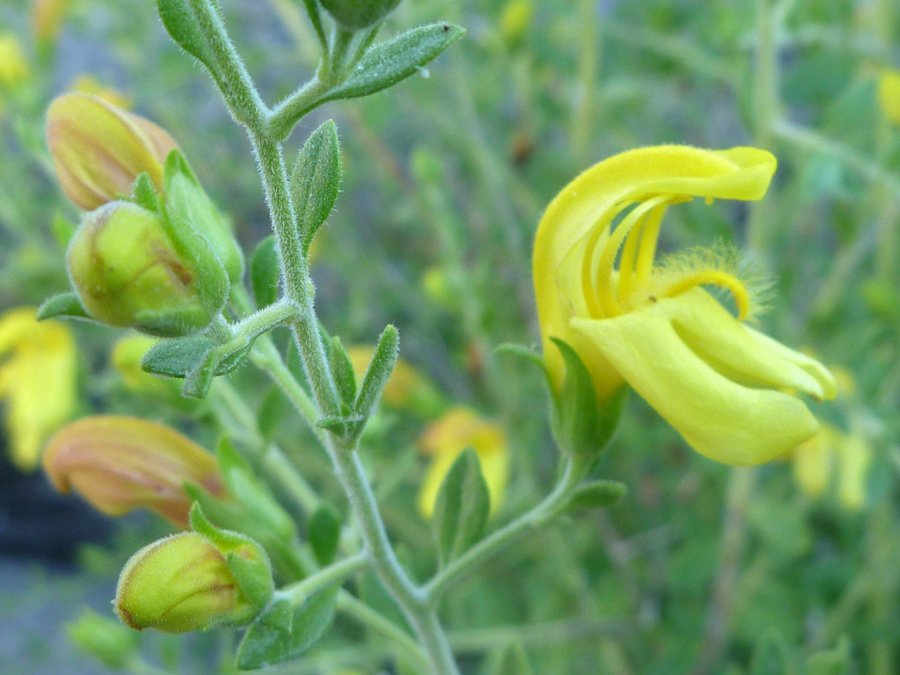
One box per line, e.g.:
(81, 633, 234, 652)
(570, 288, 833, 465)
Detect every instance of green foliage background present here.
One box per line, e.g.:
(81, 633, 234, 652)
(1, 0, 899, 673)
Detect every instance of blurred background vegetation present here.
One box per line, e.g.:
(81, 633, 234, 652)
(1, 0, 900, 673)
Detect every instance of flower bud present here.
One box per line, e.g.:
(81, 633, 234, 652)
(67, 201, 228, 336)
(67, 609, 140, 669)
(115, 531, 268, 633)
(46, 93, 176, 210)
(319, 0, 403, 30)
(346, 345, 445, 418)
(43, 415, 226, 527)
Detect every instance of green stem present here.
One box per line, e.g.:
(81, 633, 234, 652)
(268, 77, 333, 142)
(250, 121, 460, 675)
(188, 0, 268, 131)
(280, 552, 369, 605)
(425, 458, 582, 603)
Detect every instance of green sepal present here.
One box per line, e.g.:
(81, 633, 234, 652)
(354, 324, 399, 422)
(432, 447, 490, 568)
(291, 119, 342, 251)
(251, 236, 281, 309)
(549, 338, 626, 458)
(308, 504, 341, 567)
(131, 172, 160, 213)
(562, 480, 627, 513)
(37, 292, 92, 321)
(164, 149, 244, 283)
(237, 586, 339, 669)
(330, 23, 465, 101)
(329, 336, 357, 407)
(189, 503, 275, 610)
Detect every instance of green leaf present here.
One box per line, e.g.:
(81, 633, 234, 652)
(805, 637, 851, 675)
(237, 587, 339, 669)
(563, 480, 627, 513)
(549, 338, 625, 458)
(329, 336, 357, 406)
(37, 292, 91, 321)
(432, 448, 490, 567)
(131, 172, 160, 212)
(484, 641, 534, 675)
(331, 23, 465, 101)
(308, 505, 341, 566)
(354, 324, 399, 421)
(157, 0, 217, 74)
(291, 119, 342, 249)
(141, 336, 216, 378)
(251, 236, 281, 309)
(316, 415, 364, 436)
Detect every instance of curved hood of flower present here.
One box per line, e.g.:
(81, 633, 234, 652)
(533, 145, 836, 465)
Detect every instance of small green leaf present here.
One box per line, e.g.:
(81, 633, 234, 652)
(354, 324, 399, 421)
(141, 336, 216, 378)
(329, 336, 357, 406)
(237, 587, 339, 669)
(291, 120, 342, 249)
(251, 236, 281, 309)
(51, 212, 77, 249)
(37, 292, 91, 321)
(563, 480, 627, 513)
(433, 448, 490, 567)
(308, 505, 341, 566)
(331, 23, 465, 101)
(131, 172, 160, 212)
(157, 0, 217, 74)
(316, 415, 364, 436)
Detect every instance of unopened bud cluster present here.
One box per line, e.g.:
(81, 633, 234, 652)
(46, 93, 242, 337)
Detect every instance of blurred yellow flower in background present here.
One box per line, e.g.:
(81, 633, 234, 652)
(0, 308, 77, 470)
(32, 0, 72, 46)
(793, 426, 873, 511)
(70, 74, 132, 110)
(0, 34, 29, 88)
(533, 145, 836, 465)
(878, 68, 900, 125)
(417, 407, 509, 517)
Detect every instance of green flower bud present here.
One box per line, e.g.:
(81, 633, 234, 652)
(67, 608, 140, 670)
(67, 201, 228, 337)
(319, 0, 403, 30)
(115, 530, 271, 633)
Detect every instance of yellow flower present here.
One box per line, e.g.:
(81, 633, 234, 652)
(878, 68, 900, 125)
(46, 93, 177, 210)
(533, 146, 836, 465)
(792, 425, 872, 511)
(0, 34, 29, 88)
(43, 415, 226, 527)
(70, 75, 132, 110)
(417, 407, 509, 517)
(0, 308, 76, 470)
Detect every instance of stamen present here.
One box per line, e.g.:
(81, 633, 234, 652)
(595, 195, 671, 317)
(662, 270, 751, 320)
(632, 201, 671, 291)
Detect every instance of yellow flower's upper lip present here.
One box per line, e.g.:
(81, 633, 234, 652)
(533, 145, 777, 396)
